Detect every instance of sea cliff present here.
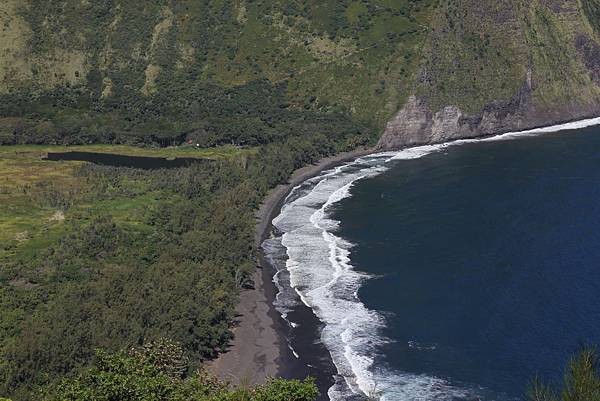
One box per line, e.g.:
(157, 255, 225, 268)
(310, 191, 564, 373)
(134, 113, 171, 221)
(378, 0, 600, 149)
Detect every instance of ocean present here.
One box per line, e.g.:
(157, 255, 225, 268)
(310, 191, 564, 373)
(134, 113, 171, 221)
(263, 118, 600, 401)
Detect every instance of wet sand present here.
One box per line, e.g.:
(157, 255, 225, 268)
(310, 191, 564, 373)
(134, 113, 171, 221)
(207, 148, 373, 397)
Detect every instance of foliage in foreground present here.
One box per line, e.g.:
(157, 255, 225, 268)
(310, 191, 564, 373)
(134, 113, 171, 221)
(26, 346, 600, 401)
(42, 339, 318, 401)
(530, 348, 600, 401)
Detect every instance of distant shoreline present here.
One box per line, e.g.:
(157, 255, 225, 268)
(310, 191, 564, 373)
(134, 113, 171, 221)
(254, 147, 375, 248)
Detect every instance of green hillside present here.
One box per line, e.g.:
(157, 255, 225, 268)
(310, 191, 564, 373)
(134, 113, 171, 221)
(415, 0, 600, 112)
(0, 0, 438, 147)
(1, 0, 600, 149)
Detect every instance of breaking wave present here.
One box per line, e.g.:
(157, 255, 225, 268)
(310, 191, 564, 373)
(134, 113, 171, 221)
(263, 117, 600, 400)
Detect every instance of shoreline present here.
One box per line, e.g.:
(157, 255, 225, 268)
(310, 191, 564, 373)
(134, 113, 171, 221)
(254, 147, 375, 247)
(207, 147, 373, 397)
(206, 115, 600, 397)
(206, 115, 600, 398)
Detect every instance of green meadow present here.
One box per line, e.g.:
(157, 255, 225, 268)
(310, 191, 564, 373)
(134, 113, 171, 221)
(0, 144, 251, 262)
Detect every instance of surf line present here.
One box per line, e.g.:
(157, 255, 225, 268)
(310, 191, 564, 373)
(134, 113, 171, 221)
(269, 116, 600, 400)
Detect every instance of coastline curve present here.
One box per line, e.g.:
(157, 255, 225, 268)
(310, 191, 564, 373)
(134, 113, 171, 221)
(264, 116, 600, 400)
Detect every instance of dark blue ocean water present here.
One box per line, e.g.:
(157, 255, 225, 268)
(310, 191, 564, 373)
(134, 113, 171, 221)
(332, 126, 600, 399)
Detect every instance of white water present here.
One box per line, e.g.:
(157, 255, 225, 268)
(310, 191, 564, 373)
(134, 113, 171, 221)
(265, 117, 600, 400)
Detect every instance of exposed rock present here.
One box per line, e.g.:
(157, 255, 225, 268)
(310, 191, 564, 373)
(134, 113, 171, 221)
(379, 96, 432, 148)
(377, 84, 600, 150)
(431, 106, 462, 142)
(382, 0, 600, 151)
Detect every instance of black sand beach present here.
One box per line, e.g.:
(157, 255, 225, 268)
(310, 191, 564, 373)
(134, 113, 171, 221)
(207, 148, 373, 400)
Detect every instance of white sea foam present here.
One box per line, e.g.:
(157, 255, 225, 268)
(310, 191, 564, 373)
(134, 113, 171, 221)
(265, 117, 600, 400)
(478, 116, 600, 140)
(408, 341, 438, 351)
(384, 116, 600, 163)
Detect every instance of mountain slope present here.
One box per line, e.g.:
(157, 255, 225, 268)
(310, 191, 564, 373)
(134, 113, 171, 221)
(378, 0, 600, 148)
(2, 0, 599, 150)
(0, 0, 437, 146)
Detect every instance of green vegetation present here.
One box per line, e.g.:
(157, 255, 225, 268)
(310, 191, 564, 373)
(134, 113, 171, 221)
(520, 0, 598, 107)
(529, 348, 600, 401)
(0, 0, 438, 147)
(0, 0, 598, 142)
(412, 0, 600, 115)
(0, 128, 364, 400)
(0, 144, 250, 263)
(582, 0, 600, 37)
(40, 339, 318, 401)
(415, 0, 527, 113)
(0, 3, 390, 398)
(0, 79, 371, 147)
(0, 149, 85, 261)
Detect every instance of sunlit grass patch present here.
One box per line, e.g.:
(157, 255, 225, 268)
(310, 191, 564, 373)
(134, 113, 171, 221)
(0, 149, 85, 260)
(0, 145, 189, 261)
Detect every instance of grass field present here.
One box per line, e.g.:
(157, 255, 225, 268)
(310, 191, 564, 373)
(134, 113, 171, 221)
(1, 148, 80, 260)
(0, 144, 245, 262)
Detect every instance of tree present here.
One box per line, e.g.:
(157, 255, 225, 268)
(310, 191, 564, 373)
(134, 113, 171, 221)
(43, 343, 319, 401)
(529, 348, 600, 401)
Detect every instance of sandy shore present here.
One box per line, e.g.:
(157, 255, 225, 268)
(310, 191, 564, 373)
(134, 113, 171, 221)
(207, 147, 373, 388)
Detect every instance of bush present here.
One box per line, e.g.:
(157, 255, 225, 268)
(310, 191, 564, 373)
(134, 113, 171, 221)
(529, 348, 600, 401)
(43, 345, 318, 401)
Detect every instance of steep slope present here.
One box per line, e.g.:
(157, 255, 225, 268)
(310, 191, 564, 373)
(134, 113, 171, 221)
(378, 0, 600, 149)
(0, 0, 437, 146)
(2, 0, 599, 150)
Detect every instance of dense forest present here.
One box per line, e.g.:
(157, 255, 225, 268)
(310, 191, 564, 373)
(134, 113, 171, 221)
(0, 129, 365, 399)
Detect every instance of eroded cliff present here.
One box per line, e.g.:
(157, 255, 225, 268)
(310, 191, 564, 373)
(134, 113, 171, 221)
(378, 0, 600, 149)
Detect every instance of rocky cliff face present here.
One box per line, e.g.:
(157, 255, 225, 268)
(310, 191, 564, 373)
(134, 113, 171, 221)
(377, 85, 600, 149)
(378, 0, 600, 150)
